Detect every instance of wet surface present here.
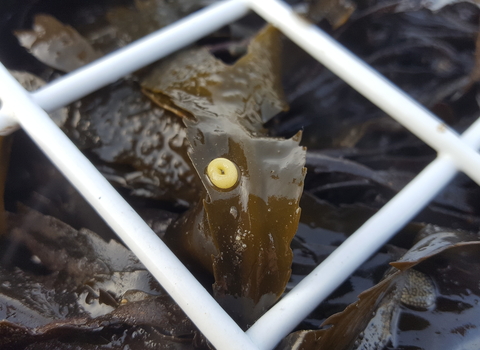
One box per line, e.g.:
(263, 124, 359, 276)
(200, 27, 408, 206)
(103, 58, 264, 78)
(146, 26, 306, 328)
(1, 0, 480, 348)
(278, 227, 480, 350)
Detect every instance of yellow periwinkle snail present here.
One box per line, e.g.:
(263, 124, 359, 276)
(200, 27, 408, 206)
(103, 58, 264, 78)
(206, 158, 238, 189)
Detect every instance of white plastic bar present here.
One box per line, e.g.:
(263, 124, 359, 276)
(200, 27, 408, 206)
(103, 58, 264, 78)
(248, 116, 480, 349)
(248, 0, 480, 187)
(0, 105, 19, 135)
(1, 0, 480, 349)
(4, 0, 478, 181)
(0, 0, 249, 133)
(0, 64, 258, 350)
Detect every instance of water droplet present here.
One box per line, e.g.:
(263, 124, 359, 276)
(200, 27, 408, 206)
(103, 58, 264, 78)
(230, 206, 238, 218)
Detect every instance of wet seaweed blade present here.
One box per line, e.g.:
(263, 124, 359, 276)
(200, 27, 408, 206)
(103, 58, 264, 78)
(1, 0, 480, 349)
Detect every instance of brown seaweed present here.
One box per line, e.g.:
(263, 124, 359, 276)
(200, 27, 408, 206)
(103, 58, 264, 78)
(2, 0, 480, 348)
(106, 0, 201, 46)
(142, 26, 307, 327)
(0, 206, 198, 349)
(274, 1, 480, 149)
(64, 80, 200, 204)
(14, 14, 100, 73)
(6, 205, 148, 285)
(304, 0, 356, 28)
(0, 294, 197, 350)
(304, 150, 480, 225)
(290, 192, 411, 328)
(141, 25, 289, 132)
(277, 226, 480, 350)
(10, 70, 68, 127)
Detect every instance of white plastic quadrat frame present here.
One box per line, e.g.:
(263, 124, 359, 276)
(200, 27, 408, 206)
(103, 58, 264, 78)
(1, 0, 480, 349)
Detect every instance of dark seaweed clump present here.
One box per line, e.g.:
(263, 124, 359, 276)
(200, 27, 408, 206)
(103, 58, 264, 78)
(1, 0, 480, 349)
